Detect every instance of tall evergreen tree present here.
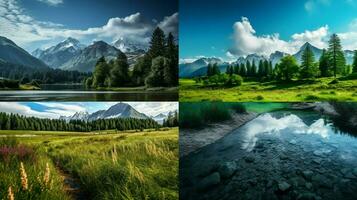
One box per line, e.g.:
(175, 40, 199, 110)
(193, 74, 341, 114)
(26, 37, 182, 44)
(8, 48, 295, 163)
(212, 63, 220, 75)
(110, 52, 129, 87)
(258, 60, 264, 77)
(164, 32, 179, 86)
(234, 64, 240, 75)
(353, 50, 357, 73)
(246, 60, 251, 77)
(327, 34, 346, 77)
(148, 27, 166, 59)
(240, 63, 247, 76)
(207, 64, 213, 76)
(92, 56, 109, 87)
(145, 56, 169, 87)
(319, 49, 330, 77)
(251, 61, 257, 77)
(300, 45, 318, 79)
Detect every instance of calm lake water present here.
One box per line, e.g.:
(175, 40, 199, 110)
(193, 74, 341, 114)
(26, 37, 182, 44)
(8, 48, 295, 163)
(180, 110, 357, 200)
(0, 84, 178, 101)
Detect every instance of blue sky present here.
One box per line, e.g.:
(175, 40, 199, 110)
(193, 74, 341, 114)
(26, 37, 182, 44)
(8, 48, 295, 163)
(0, 102, 178, 119)
(0, 0, 178, 51)
(180, 0, 357, 62)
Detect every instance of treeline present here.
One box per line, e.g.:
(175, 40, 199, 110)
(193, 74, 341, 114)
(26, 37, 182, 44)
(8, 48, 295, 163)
(200, 33, 357, 85)
(0, 61, 90, 84)
(86, 27, 178, 88)
(162, 111, 178, 127)
(0, 112, 159, 132)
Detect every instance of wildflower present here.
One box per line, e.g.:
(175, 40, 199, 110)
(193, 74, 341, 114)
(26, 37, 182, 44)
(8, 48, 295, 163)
(43, 162, 50, 187)
(19, 162, 28, 191)
(8, 186, 14, 200)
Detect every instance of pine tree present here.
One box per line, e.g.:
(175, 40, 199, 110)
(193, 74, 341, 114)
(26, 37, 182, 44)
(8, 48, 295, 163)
(258, 60, 264, 77)
(300, 45, 318, 79)
(246, 60, 251, 77)
(145, 56, 169, 87)
(319, 49, 330, 77)
(165, 32, 178, 86)
(234, 64, 240, 75)
(212, 63, 220, 75)
(251, 61, 257, 77)
(327, 34, 346, 77)
(92, 57, 109, 87)
(110, 52, 129, 87)
(207, 64, 213, 76)
(148, 27, 166, 59)
(240, 63, 247, 76)
(353, 50, 357, 73)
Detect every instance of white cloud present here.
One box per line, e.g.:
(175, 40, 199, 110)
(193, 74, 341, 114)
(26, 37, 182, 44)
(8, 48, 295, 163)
(304, 0, 331, 12)
(37, 0, 63, 6)
(158, 12, 178, 38)
(0, 102, 58, 118)
(127, 102, 178, 117)
(0, 0, 178, 50)
(228, 17, 329, 57)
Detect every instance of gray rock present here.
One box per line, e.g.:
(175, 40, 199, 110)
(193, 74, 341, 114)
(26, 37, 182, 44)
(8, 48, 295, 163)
(305, 182, 313, 190)
(278, 181, 291, 192)
(312, 174, 333, 188)
(302, 170, 313, 181)
(198, 172, 221, 191)
(279, 153, 289, 160)
(218, 161, 237, 179)
(353, 168, 357, 177)
(297, 192, 319, 200)
(244, 155, 255, 163)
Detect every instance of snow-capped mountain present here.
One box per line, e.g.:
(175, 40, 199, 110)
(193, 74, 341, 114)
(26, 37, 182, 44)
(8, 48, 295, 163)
(60, 41, 122, 72)
(113, 38, 148, 53)
(269, 51, 289, 67)
(32, 37, 85, 69)
(152, 113, 167, 124)
(59, 111, 89, 121)
(60, 103, 148, 122)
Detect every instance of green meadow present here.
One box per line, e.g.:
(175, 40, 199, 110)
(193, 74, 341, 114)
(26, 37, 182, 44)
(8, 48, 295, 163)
(0, 128, 178, 200)
(179, 77, 357, 102)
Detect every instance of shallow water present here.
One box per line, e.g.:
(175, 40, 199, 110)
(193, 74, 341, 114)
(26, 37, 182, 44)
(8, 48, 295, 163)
(180, 110, 357, 200)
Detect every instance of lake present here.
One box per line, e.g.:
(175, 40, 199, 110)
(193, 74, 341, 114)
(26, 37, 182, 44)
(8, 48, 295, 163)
(180, 109, 357, 200)
(0, 84, 178, 101)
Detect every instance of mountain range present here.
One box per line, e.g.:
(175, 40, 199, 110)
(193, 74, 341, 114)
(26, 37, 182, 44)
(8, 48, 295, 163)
(0, 36, 48, 70)
(0, 35, 147, 73)
(179, 42, 355, 78)
(59, 103, 175, 124)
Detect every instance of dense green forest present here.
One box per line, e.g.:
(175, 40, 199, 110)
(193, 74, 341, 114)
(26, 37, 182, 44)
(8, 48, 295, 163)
(86, 27, 178, 88)
(199, 34, 357, 86)
(0, 112, 161, 132)
(0, 60, 90, 85)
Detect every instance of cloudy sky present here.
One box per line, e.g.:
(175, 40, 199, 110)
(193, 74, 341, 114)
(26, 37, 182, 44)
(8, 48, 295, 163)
(0, 102, 178, 119)
(180, 0, 357, 63)
(0, 0, 178, 52)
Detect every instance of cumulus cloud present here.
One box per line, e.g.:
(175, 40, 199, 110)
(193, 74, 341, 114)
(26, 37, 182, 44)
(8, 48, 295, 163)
(0, 0, 178, 50)
(228, 17, 329, 57)
(37, 0, 63, 6)
(158, 12, 178, 38)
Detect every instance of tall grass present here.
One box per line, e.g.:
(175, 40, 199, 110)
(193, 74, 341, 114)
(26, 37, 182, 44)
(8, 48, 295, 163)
(46, 128, 178, 200)
(179, 102, 247, 129)
(0, 137, 70, 200)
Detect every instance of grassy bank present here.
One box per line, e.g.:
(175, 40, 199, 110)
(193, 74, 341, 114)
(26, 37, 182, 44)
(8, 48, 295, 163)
(179, 77, 357, 102)
(0, 128, 178, 200)
(96, 86, 178, 92)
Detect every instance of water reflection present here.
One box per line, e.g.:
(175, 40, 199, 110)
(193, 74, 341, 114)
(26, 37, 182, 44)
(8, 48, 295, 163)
(241, 113, 332, 151)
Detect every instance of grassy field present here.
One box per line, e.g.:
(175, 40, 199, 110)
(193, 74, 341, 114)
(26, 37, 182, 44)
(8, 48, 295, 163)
(179, 77, 357, 102)
(0, 128, 178, 200)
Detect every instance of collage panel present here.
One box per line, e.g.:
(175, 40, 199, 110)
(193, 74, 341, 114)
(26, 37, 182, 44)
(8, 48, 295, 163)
(0, 0, 178, 101)
(0, 102, 178, 199)
(179, 0, 357, 102)
(180, 102, 357, 200)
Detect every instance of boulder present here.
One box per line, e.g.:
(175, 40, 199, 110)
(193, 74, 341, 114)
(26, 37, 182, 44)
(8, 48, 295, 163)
(218, 161, 237, 179)
(198, 172, 221, 191)
(278, 181, 291, 192)
(302, 170, 313, 181)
